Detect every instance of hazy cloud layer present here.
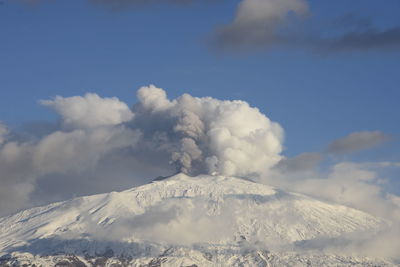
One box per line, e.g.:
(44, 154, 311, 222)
(0, 92, 147, 216)
(327, 131, 390, 154)
(264, 156, 400, 261)
(265, 155, 400, 221)
(0, 124, 142, 215)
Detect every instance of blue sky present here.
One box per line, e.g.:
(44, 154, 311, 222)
(0, 0, 400, 212)
(1, 0, 399, 157)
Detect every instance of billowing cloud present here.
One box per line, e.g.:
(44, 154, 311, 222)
(327, 131, 390, 154)
(0, 85, 283, 216)
(214, 0, 309, 50)
(41, 93, 134, 129)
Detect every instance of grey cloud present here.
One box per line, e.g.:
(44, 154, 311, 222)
(213, 0, 309, 51)
(327, 131, 390, 154)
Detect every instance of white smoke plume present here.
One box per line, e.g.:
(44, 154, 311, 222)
(133, 85, 284, 176)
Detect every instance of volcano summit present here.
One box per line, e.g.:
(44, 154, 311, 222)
(0, 173, 395, 266)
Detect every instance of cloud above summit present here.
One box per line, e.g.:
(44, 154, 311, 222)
(0, 85, 284, 216)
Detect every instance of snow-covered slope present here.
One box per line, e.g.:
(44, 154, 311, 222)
(0, 174, 394, 266)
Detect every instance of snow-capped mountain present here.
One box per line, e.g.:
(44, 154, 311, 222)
(0, 174, 395, 266)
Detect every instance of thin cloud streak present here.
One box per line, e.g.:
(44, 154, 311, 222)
(326, 131, 390, 154)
